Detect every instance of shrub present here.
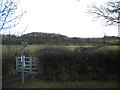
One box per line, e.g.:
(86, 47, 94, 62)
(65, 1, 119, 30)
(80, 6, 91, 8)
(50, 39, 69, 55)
(2, 46, 18, 78)
(74, 47, 120, 81)
(35, 47, 74, 81)
(35, 46, 120, 81)
(2, 45, 30, 78)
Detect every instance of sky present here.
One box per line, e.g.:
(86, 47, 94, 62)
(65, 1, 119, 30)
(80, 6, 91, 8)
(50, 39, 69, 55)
(9, 0, 119, 38)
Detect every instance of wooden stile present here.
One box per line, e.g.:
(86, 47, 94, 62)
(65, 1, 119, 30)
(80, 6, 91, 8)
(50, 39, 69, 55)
(16, 56, 37, 74)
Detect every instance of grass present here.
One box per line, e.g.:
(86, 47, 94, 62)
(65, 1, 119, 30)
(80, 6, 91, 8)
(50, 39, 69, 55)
(4, 78, 119, 88)
(100, 46, 120, 51)
(2, 45, 120, 56)
(2, 45, 94, 53)
(64, 45, 93, 51)
(25, 45, 92, 51)
(1, 45, 83, 56)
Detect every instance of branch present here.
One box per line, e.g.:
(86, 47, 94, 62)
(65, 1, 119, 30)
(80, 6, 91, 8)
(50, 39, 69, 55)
(87, 1, 120, 26)
(0, 0, 26, 31)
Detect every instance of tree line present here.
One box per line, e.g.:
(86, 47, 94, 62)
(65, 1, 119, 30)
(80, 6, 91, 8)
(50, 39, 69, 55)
(2, 32, 120, 45)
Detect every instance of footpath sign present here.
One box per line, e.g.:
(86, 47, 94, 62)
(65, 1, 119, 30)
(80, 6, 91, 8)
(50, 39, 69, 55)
(21, 40, 27, 48)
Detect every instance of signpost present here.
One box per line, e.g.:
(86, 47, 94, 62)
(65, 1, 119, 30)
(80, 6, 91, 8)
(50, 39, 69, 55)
(16, 40, 37, 84)
(21, 40, 27, 48)
(21, 40, 27, 84)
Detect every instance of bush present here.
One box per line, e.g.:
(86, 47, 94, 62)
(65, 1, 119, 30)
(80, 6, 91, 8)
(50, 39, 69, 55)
(2, 46, 18, 78)
(2, 45, 30, 78)
(74, 47, 120, 81)
(35, 46, 120, 81)
(35, 47, 74, 81)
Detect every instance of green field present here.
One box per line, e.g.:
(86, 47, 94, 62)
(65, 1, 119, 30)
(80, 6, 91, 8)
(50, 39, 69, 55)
(2, 45, 93, 55)
(100, 46, 120, 51)
(2, 45, 120, 53)
(2, 45, 120, 59)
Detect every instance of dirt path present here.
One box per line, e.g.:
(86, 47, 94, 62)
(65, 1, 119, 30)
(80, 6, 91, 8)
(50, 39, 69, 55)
(2, 73, 32, 87)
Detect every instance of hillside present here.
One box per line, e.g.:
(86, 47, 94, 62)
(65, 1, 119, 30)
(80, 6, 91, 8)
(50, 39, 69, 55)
(2, 32, 120, 45)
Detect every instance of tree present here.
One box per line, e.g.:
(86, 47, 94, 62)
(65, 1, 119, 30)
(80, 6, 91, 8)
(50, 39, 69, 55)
(0, 0, 26, 31)
(88, 1, 120, 26)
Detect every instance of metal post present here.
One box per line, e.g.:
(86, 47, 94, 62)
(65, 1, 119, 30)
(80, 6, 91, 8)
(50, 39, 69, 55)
(30, 57, 32, 73)
(21, 40, 27, 83)
(21, 48, 25, 84)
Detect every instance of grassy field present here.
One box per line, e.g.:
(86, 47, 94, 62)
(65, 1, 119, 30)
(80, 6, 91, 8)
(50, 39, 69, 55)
(25, 45, 93, 52)
(101, 46, 120, 51)
(2, 45, 120, 58)
(2, 45, 120, 53)
(2, 45, 93, 55)
(4, 78, 119, 88)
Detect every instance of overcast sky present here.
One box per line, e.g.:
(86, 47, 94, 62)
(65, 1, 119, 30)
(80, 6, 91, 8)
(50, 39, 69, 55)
(11, 0, 118, 38)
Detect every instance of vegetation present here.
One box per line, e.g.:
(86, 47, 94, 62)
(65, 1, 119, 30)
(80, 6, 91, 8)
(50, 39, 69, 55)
(4, 78, 119, 88)
(35, 46, 120, 82)
(88, 1, 120, 26)
(0, 0, 26, 31)
(2, 33, 120, 88)
(2, 45, 19, 79)
(2, 32, 120, 45)
(2, 45, 120, 79)
(2, 45, 81, 79)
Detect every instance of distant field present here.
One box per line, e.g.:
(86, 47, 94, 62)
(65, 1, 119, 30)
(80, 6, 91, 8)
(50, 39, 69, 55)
(4, 78, 119, 88)
(101, 46, 120, 51)
(26, 45, 93, 51)
(2, 45, 93, 55)
(2, 45, 120, 55)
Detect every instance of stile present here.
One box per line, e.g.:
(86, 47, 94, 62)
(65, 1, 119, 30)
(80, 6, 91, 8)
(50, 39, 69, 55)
(16, 56, 37, 73)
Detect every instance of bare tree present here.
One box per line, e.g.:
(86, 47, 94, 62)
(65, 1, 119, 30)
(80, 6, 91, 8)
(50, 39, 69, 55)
(87, 1, 120, 26)
(0, 0, 26, 31)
